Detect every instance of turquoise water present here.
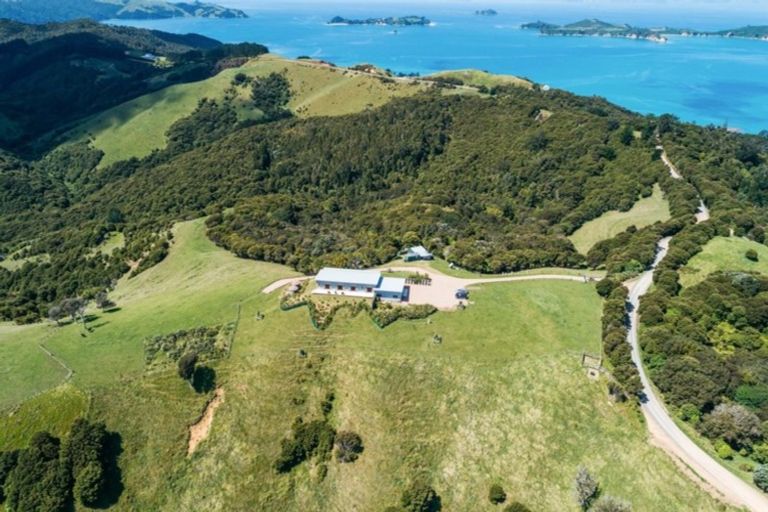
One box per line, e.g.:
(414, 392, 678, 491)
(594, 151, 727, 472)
(111, 6, 768, 133)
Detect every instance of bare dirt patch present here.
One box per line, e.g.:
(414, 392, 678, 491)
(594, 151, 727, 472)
(188, 388, 225, 456)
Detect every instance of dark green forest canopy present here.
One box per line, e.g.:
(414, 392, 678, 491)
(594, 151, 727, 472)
(1, 73, 767, 322)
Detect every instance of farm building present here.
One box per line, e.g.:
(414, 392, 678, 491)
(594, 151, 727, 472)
(314, 268, 407, 301)
(404, 245, 433, 262)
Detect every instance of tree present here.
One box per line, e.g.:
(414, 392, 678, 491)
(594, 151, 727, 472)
(48, 305, 64, 326)
(701, 403, 763, 449)
(0, 450, 19, 502)
(251, 72, 292, 119)
(746, 249, 759, 262)
(401, 480, 441, 512)
(60, 297, 86, 324)
(574, 466, 600, 510)
(592, 496, 633, 512)
(596, 278, 618, 298)
(178, 352, 198, 383)
(335, 431, 364, 463)
(4, 432, 70, 512)
(94, 291, 115, 310)
(73, 462, 104, 506)
(754, 464, 768, 492)
(619, 126, 634, 146)
(488, 484, 506, 505)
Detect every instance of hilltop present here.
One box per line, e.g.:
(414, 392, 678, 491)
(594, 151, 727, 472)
(0, 0, 247, 23)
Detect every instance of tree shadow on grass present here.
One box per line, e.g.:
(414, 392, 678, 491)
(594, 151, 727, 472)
(92, 431, 124, 509)
(192, 366, 217, 394)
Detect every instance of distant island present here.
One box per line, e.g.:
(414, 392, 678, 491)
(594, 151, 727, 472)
(0, 0, 248, 23)
(475, 9, 498, 16)
(328, 16, 432, 26)
(523, 18, 768, 43)
(522, 19, 669, 43)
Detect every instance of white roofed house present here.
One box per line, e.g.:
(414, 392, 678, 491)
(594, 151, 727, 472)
(404, 245, 433, 262)
(314, 268, 407, 302)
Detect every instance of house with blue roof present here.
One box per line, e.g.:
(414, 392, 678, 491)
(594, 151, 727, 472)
(314, 268, 407, 302)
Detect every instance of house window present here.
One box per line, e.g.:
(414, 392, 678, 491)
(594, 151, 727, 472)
(351, 286, 356, 291)
(324, 284, 330, 290)
(367, 287, 373, 293)
(337, 285, 343, 290)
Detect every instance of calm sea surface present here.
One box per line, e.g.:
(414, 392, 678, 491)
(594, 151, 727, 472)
(110, 6, 768, 133)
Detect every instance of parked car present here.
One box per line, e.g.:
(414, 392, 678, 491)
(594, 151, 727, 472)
(455, 288, 469, 299)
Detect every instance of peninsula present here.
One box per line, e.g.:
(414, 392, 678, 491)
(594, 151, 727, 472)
(523, 18, 768, 43)
(0, 0, 248, 23)
(327, 15, 432, 26)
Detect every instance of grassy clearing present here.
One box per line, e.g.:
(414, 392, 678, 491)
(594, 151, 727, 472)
(63, 55, 430, 167)
(679, 236, 768, 288)
(0, 218, 730, 510)
(0, 253, 50, 271)
(93, 231, 125, 256)
(569, 184, 671, 254)
(0, 218, 297, 397)
(430, 69, 533, 89)
(0, 385, 88, 450)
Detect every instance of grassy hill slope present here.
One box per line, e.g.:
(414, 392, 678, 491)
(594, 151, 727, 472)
(65, 56, 433, 167)
(679, 235, 768, 288)
(569, 184, 671, 254)
(0, 218, 730, 510)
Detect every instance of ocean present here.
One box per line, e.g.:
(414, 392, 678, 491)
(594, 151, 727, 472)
(110, 4, 768, 133)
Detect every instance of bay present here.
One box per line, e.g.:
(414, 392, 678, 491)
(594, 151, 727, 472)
(110, 5, 768, 133)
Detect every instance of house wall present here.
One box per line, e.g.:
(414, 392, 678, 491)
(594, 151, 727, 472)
(376, 290, 405, 302)
(316, 280, 376, 295)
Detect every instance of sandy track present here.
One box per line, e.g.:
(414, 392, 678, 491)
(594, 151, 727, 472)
(188, 388, 225, 456)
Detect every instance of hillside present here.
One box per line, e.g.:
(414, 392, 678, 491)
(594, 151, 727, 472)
(0, 218, 732, 511)
(63, 56, 439, 167)
(0, 19, 266, 154)
(0, 0, 246, 23)
(1, 18, 768, 510)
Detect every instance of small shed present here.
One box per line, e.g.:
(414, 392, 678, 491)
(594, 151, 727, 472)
(404, 245, 433, 262)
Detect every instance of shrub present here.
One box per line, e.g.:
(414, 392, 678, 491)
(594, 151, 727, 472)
(177, 352, 198, 382)
(753, 443, 768, 464)
(401, 480, 441, 512)
(488, 484, 506, 504)
(504, 503, 532, 512)
(335, 431, 364, 463)
(678, 403, 700, 425)
(746, 249, 759, 262)
(574, 466, 600, 510)
(714, 439, 734, 460)
(591, 495, 633, 512)
(316, 463, 328, 481)
(595, 278, 617, 298)
(274, 419, 336, 473)
(754, 464, 768, 492)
